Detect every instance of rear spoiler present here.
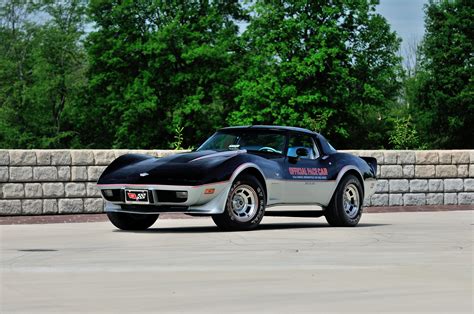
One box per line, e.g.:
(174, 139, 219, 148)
(360, 157, 377, 176)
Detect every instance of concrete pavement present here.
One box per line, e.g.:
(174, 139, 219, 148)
(1, 211, 473, 313)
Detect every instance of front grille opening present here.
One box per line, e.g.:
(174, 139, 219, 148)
(156, 190, 188, 203)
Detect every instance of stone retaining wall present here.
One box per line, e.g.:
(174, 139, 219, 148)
(0, 150, 180, 215)
(342, 150, 474, 206)
(0, 149, 473, 215)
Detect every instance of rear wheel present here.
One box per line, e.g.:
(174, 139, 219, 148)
(212, 175, 266, 231)
(107, 212, 159, 230)
(325, 174, 363, 227)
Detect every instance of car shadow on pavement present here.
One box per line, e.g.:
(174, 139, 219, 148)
(114, 222, 390, 234)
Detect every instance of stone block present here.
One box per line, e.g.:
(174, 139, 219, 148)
(457, 165, 468, 177)
(444, 193, 457, 205)
(65, 183, 86, 197)
(71, 150, 94, 165)
(398, 151, 415, 164)
(25, 183, 42, 198)
(389, 194, 403, 206)
(389, 179, 409, 193)
(71, 166, 88, 181)
(33, 166, 58, 181)
(470, 165, 474, 178)
(415, 151, 438, 165)
(22, 199, 42, 215)
(464, 179, 474, 192)
(86, 183, 101, 197)
(402, 165, 414, 178)
(366, 151, 384, 165)
(370, 194, 388, 206)
(43, 199, 58, 214)
(458, 193, 474, 205)
(451, 151, 470, 164)
(415, 165, 435, 178)
(380, 165, 403, 178)
(9, 167, 33, 182)
(94, 151, 116, 165)
(87, 166, 106, 181)
(9, 150, 36, 165)
(36, 150, 51, 165)
(409, 179, 428, 192)
(0, 200, 21, 215)
(435, 165, 457, 178)
(438, 151, 451, 164)
(42, 183, 64, 197)
(57, 166, 71, 181)
(403, 193, 426, 206)
(375, 180, 389, 193)
(2, 183, 24, 198)
(444, 179, 463, 192)
(428, 179, 443, 192)
(0, 167, 8, 182)
(383, 151, 398, 164)
(58, 198, 83, 213)
(0, 150, 9, 165)
(426, 193, 443, 205)
(50, 151, 71, 165)
(84, 198, 104, 213)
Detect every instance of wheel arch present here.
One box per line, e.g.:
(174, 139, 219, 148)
(335, 166, 365, 196)
(230, 163, 268, 200)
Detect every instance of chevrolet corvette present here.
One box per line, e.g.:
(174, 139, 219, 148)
(97, 126, 377, 231)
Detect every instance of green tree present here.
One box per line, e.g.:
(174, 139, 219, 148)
(84, 0, 246, 148)
(412, 0, 473, 148)
(228, 0, 402, 149)
(0, 0, 87, 148)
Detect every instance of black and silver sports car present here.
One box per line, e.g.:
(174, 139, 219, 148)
(97, 125, 377, 231)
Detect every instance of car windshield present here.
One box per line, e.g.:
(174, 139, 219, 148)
(197, 130, 286, 154)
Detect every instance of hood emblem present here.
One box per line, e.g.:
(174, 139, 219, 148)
(140, 172, 149, 177)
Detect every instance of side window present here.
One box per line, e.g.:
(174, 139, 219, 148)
(287, 134, 319, 159)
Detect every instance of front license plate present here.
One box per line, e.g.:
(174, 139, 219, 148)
(125, 189, 149, 204)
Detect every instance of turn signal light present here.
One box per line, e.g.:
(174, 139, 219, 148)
(204, 188, 215, 194)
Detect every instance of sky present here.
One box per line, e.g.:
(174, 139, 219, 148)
(376, 0, 427, 53)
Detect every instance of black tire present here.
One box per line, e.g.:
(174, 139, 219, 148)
(212, 175, 266, 231)
(107, 212, 159, 230)
(325, 174, 363, 227)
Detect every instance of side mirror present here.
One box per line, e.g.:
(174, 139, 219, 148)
(296, 148, 308, 157)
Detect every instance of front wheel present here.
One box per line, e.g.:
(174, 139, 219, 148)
(107, 212, 159, 230)
(212, 175, 266, 231)
(325, 174, 363, 227)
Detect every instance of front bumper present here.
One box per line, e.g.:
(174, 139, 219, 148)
(97, 181, 232, 215)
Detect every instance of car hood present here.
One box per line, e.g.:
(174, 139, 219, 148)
(98, 150, 244, 185)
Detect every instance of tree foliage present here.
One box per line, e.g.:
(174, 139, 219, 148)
(0, 0, 87, 148)
(411, 0, 473, 148)
(83, 0, 246, 148)
(229, 0, 401, 148)
(0, 0, 471, 149)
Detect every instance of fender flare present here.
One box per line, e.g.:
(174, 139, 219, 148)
(334, 165, 364, 195)
(229, 162, 268, 195)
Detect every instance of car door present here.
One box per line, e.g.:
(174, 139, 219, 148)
(282, 132, 334, 205)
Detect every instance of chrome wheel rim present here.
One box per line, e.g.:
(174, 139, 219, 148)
(343, 184, 360, 219)
(230, 185, 258, 222)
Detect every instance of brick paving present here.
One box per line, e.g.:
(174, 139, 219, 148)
(0, 205, 471, 225)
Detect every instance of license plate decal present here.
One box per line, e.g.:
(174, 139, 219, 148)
(125, 189, 149, 204)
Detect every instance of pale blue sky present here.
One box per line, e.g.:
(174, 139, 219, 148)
(377, 0, 427, 51)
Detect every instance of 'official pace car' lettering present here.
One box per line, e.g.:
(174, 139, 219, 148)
(288, 167, 328, 176)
